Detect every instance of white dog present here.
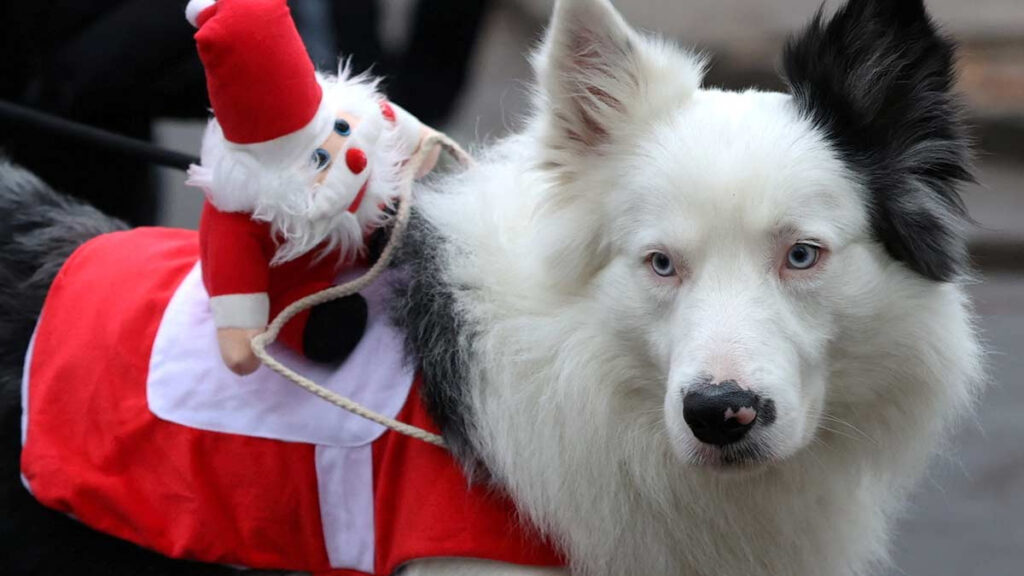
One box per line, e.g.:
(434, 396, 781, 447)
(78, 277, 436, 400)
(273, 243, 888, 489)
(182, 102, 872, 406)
(393, 0, 983, 574)
(0, 0, 982, 575)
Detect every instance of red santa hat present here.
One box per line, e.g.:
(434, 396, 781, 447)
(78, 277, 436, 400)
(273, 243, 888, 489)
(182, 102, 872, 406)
(185, 0, 334, 159)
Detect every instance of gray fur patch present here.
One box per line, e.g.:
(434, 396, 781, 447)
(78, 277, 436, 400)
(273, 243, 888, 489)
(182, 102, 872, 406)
(0, 159, 126, 401)
(389, 209, 482, 468)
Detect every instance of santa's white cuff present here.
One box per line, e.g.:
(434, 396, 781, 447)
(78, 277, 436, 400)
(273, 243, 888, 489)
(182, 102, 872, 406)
(209, 293, 270, 329)
(388, 102, 425, 158)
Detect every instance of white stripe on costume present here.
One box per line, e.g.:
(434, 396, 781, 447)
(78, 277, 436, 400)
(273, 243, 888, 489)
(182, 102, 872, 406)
(317, 444, 376, 572)
(147, 262, 415, 447)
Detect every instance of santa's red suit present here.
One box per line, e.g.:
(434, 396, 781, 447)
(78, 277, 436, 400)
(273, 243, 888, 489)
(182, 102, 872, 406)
(20, 228, 564, 574)
(200, 200, 354, 354)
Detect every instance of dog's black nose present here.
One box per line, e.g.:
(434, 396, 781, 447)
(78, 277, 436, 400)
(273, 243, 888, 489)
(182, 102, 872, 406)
(682, 380, 761, 446)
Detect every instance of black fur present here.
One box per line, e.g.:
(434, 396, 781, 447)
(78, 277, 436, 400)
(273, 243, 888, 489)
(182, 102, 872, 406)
(0, 161, 126, 381)
(0, 160, 245, 575)
(781, 0, 972, 281)
(390, 210, 481, 468)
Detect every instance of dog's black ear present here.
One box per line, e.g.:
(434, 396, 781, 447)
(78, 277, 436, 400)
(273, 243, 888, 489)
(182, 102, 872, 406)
(535, 0, 703, 178)
(781, 0, 971, 281)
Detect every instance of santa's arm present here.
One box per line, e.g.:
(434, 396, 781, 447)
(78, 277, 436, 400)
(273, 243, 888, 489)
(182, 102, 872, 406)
(199, 201, 271, 374)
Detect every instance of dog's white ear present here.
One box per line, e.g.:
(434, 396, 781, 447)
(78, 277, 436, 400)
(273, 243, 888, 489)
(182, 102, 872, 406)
(531, 0, 703, 289)
(535, 0, 703, 169)
(536, 0, 634, 150)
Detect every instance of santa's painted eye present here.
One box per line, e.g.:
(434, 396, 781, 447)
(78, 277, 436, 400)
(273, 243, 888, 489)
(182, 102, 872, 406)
(648, 251, 676, 277)
(334, 119, 351, 136)
(312, 148, 331, 171)
(786, 243, 821, 270)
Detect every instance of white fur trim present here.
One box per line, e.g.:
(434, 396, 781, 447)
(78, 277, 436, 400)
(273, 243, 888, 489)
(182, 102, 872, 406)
(185, 0, 216, 28)
(208, 293, 269, 329)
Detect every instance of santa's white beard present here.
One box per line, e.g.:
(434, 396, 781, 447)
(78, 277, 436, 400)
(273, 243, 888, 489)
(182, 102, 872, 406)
(257, 187, 366, 266)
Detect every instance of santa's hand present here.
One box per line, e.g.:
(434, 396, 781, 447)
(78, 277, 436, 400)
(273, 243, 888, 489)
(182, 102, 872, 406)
(217, 327, 264, 375)
(414, 126, 443, 179)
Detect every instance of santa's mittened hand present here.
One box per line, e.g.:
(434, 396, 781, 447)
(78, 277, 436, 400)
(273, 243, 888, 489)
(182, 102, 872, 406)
(217, 327, 263, 376)
(414, 126, 443, 179)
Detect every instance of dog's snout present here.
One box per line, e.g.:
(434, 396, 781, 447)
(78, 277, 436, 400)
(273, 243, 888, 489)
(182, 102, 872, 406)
(682, 380, 762, 446)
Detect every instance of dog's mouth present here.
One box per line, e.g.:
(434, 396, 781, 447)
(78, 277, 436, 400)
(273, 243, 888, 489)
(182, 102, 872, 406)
(683, 438, 779, 472)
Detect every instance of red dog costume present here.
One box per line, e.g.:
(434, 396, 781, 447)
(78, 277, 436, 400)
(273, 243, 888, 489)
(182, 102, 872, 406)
(21, 229, 563, 574)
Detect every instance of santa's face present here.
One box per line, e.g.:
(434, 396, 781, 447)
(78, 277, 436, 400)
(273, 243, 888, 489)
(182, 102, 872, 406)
(307, 109, 382, 218)
(313, 112, 364, 185)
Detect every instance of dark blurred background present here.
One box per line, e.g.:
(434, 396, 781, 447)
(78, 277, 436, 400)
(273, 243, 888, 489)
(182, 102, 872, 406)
(0, 0, 488, 225)
(1, 1, 1022, 575)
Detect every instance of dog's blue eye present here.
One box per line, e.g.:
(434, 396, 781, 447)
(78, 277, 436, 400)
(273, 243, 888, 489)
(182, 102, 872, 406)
(312, 148, 331, 171)
(649, 251, 676, 277)
(786, 243, 820, 270)
(334, 119, 351, 136)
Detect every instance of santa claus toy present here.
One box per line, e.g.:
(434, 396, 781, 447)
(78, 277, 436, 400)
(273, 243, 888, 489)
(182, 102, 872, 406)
(184, 0, 439, 375)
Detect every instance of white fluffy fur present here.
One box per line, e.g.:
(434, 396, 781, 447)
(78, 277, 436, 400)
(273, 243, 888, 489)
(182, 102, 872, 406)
(187, 69, 403, 265)
(403, 0, 982, 574)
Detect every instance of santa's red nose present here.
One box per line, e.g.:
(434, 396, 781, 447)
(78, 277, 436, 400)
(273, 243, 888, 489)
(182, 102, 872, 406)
(345, 148, 368, 174)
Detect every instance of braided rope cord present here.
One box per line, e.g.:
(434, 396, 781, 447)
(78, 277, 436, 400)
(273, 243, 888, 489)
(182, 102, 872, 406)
(250, 133, 472, 450)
